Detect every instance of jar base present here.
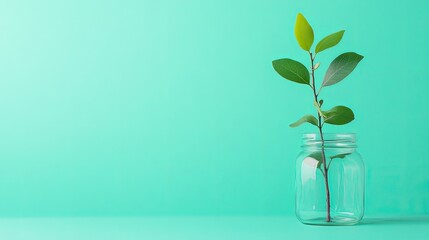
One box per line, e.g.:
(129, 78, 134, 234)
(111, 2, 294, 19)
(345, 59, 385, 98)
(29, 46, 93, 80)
(298, 216, 363, 226)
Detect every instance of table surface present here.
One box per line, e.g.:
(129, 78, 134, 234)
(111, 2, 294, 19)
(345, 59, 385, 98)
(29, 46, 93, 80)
(0, 216, 427, 240)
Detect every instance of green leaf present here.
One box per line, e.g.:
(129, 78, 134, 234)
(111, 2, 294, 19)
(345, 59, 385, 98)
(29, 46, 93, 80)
(315, 30, 345, 53)
(289, 114, 318, 128)
(322, 52, 364, 87)
(330, 153, 351, 160)
(294, 13, 314, 51)
(272, 58, 310, 85)
(322, 106, 355, 125)
(307, 152, 323, 169)
(308, 152, 352, 170)
(313, 62, 320, 70)
(327, 152, 352, 169)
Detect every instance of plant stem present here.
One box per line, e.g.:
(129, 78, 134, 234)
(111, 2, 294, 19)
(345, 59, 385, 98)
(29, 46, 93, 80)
(309, 52, 331, 222)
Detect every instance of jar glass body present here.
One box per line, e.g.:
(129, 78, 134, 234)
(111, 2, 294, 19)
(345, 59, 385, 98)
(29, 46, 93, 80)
(295, 133, 365, 225)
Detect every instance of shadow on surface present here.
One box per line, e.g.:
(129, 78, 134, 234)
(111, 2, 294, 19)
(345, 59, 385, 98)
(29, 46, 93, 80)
(359, 216, 429, 226)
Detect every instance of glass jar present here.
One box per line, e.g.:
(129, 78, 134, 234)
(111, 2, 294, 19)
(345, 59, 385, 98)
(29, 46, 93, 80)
(295, 133, 365, 225)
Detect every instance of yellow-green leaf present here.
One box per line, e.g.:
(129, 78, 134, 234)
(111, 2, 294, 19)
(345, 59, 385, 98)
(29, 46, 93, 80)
(315, 30, 345, 53)
(294, 13, 314, 51)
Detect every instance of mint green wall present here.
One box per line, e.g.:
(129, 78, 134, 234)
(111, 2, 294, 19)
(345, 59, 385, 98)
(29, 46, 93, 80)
(0, 0, 427, 216)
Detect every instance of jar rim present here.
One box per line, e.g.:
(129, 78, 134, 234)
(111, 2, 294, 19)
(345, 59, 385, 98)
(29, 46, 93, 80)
(302, 133, 356, 148)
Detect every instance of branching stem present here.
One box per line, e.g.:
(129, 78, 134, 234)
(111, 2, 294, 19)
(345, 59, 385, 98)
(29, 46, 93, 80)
(309, 52, 331, 222)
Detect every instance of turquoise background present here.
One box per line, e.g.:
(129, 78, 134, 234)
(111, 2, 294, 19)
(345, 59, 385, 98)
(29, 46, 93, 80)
(0, 0, 428, 217)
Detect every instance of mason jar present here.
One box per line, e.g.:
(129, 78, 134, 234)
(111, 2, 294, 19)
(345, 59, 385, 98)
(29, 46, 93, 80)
(295, 133, 365, 225)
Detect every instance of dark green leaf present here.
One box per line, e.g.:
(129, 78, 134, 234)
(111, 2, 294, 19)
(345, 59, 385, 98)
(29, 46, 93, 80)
(322, 52, 364, 87)
(289, 114, 318, 128)
(272, 58, 310, 85)
(322, 106, 355, 125)
(315, 30, 345, 53)
(294, 13, 314, 51)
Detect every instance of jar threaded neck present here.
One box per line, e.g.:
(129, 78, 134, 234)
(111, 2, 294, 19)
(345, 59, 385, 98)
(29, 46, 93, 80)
(302, 133, 356, 149)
